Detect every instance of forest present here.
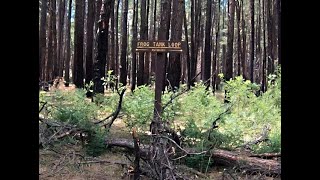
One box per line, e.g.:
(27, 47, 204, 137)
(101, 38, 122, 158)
(39, 0, 281, 179)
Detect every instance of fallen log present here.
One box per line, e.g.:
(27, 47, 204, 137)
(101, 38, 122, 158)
(249, 152, 281, 159)
(105, 138, 280, 176)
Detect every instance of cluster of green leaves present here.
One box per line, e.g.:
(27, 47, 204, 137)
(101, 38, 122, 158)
(214, 67, 280, 152)
(121, 85, 183, 131)
(120, 68, 280, 154)
(181, 69, 280, 169)
(122, 85, 155, 131)
(43, 89, 108, 156)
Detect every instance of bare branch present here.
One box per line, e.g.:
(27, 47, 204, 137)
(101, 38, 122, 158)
(155, 135, 207, 156)
(79, 160, 129, 166)
(39, 101, 48, 113)
(94, 88, 126, 127)
(162, 88, 188, 110)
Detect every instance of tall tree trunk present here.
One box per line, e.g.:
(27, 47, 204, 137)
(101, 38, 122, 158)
(110, 0, 115, 73)
(150, 0, 157, 74)
(131, 0, 138, 91)
(183, 0, 191, 89)
(167, 0, 183, 90)
(115, 0, 120, 79)
(52, 0, 58, 78)
(162, 0, 171, 91)
(213, 0, 221, 90)
(74, 0, 85, 88)
(151, 0, 172, 178)
(236, 0, 241, 77)
(58, 0, 66, 77)
(137, 0, 148, 86)
(95, 0, 103, 32)
(273, 0, 278, 66)
(250, 0, 254, 83)
(256, 0, 262, 84)
(85, 0, 94, 96)
(120, 0, 128, 86)
(204, 0, 212, 87)
(190, 0, 196, 85)
(267, 0, 274, 76)
(225, 0, 235, 81)
(47, 0, 54, 82)
(64, 0, 72, 87)
(93, 0, 113, 93)
(262, 0, 267, 92)
(194, 0, 201, 82)
(222, 3, 226, 76)
(144, 0, 150, 84)
(241, 0, 247, 80)
(40, 0, 48, 80)
(108, 0, 116, 90)
(277, 0, 281, 65)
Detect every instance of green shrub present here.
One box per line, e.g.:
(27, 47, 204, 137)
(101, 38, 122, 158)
(49, 89, 107, 156)
(180, 68, 281, 154)
(122, 85, 155, 131)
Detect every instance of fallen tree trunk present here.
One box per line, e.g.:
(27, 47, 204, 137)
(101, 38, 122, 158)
(105, 138, 281, 176)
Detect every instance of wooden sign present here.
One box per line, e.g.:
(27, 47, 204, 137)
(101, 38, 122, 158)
(133, 40, 187, 53)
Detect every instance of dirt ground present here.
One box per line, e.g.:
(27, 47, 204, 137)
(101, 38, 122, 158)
(39, 120, 280, 180)
(39, 84, 280, 179)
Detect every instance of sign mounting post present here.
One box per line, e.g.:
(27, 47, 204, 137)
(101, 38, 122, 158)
(133, 40, 186, 132)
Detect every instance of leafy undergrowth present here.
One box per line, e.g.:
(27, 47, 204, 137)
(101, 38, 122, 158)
(39, 67, 281, 178)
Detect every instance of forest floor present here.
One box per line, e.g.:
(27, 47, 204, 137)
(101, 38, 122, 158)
(39, 84, 280, 180)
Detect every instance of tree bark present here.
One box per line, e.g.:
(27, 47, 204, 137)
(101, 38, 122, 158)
(47, 0, 54, 82)
(214, 0, 221, 90)
(241, 0, 247, 80)
(40, 0, 48, 80)
(58, 0, 66, 77)
(267, 0, 274, 76)
(150, 0, 173, 178)
(262, 0, 267, 92)
(131, 0, 138, 91)
(120, 0, 128, 86)
(144, 0, 150, 85)
(150, 0, 156, 75)
(137, 0, 148, 86)
(109, 0, 116, 90)
(250, 0, 255, 83)
(183, 0, 191, 89)
(64, 0, 72, 87)
(85, 0, 95, 95)
(225, 0, 235, 81)
(190, 0, 196, 86)
(277, 0, 281, 65)
(74, 0, 85, 88)
(93, 0, 113, 94)
(150, 0, 157, 74)
(203, 0, 212, 87)
(51, 0, 58, 79)
(236, 0, 241, 77)
(167, 0, 183, 90)
(115, 0, 120, 79)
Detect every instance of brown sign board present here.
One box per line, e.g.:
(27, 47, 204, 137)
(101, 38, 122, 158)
(133, 40, 187, 53)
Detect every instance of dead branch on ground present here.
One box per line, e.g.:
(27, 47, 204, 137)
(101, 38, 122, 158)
(94, 88, 126, 128)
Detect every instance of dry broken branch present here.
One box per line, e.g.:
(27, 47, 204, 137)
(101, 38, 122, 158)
(79, 160, 130, 166)
(94, 88, 126, 128)
(39, 101, 47, 113)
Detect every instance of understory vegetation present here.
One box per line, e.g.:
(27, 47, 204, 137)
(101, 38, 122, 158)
(39, 67, 280, 170)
